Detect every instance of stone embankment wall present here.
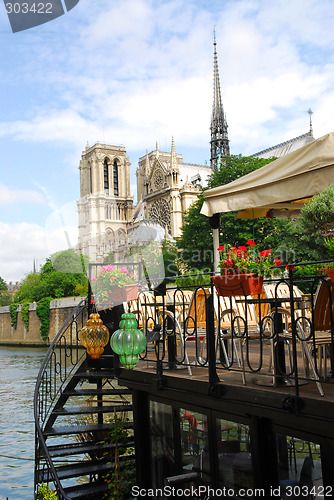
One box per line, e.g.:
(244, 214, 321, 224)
(0, 297, 85, 346)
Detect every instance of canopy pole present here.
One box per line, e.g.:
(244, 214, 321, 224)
(213, 228, 220, 274)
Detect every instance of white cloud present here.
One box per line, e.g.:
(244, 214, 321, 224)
(0, 184, 45, 205)
(0, 222, 49, 283)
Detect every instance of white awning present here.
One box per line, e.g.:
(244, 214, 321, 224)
(201, 132, 334, 217)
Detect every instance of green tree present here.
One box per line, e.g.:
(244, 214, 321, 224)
(0, 276, 11, 306)
(16, 250, 88, 303)
(299, 184, 334, 234)
(177, 155, 286, 270)
(0, 276, 7, 291)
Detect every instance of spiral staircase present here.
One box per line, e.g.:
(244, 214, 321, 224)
(34, 300, 134, 499)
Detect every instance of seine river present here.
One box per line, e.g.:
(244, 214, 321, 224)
(0, 346, 47, 500)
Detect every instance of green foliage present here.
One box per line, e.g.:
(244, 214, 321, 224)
(300, 184, 334, 233)
(175, 272, 211, 288)
(324, 235, 334, 260)
(207, 154, 276, 189)
(178, 155, 334, 269)
(36, 297, 53, 341)
(10, 303, 18, 328)
(51, 249, 88, 274)
(274, 217, 328, 264)
(293, 263, 330, 294)
(36, 483, 57, 500)
(104, 413, 136, 500)
(0, 290, 12, 306)
(177, 155, 284, 270)
(0, 276, 7, 291)
(21, 303, 30, 331)
(73, 281, 88, 296)
(16, 249, 88, 303)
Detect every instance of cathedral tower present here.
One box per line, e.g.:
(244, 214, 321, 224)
(77, 142, 133, 262)
(210, 31, 230, 171)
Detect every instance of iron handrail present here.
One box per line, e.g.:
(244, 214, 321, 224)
(34, 298, 88, 499)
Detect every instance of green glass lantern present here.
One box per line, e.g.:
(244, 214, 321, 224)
(110, 313, 147, 369)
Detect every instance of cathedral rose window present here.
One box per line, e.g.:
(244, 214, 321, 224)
(149, 199, 171, 232)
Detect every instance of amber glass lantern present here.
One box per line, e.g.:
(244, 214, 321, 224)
(80, 313, 110, 359)
(110, 313, 147, 369)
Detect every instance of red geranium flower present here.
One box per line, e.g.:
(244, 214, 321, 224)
(247, 240, 256, 247)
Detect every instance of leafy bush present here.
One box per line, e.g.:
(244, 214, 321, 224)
(0, 290, 12, 306)
(300, 184, 334, 233)
(175, 272, 211, 289)
(36, 482, 57, 499)
(10, 303, 18, 328)
(36, 297, 53, 341)
(21, 303, 30, 331)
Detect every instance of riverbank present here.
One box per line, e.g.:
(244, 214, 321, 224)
(0, 297, 85, 346)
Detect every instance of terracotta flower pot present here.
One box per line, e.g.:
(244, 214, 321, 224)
(124, 284, 139, 301)
(325, 268, 334, 283)
(211, 273, 263, 297)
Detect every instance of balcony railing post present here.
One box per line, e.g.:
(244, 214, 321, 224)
(288, 267, 299, 398)
(207, 284, 220, 396)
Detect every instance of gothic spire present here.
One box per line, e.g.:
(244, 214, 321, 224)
(307, 108, 314, 136)
(210, 30, 230, 171)
(171, 136, 177, 171)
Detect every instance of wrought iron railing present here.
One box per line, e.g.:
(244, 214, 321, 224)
(34, 298, 88, 499)
(129, 266, 334, 400)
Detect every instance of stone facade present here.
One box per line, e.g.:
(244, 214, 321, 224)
(77, 143, 134, 263)
(135, 139, 212, 239)
(77, 139, 213, 261)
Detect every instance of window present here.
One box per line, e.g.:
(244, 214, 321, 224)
(216, 418, 253, 493)
(276, 434, 322, 498)
(113, 160, 119, 196)
(104, 158, 109, 191)
(150, 401, 175, 489)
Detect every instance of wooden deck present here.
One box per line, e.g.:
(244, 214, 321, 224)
(130, 339, 334, 403)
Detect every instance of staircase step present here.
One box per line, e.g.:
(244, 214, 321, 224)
(52, 404, 133, 416)
(38, 459, 111, 482)
(44, 421, 133, 437)
(63, 481, 109, 499)
(64, 388, 132, 396)
(46, 439, 135, 458)
(73, 371, 117, 380)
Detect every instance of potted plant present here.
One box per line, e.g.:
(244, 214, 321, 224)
(212, 240, 282, 296)
(91, 265, 139, 309)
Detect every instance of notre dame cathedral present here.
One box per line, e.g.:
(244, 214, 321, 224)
(77, 34, 314, 263)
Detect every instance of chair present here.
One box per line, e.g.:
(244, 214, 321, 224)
(177, 288, 210, 369)
(126, 290, 157, 331)
(264, 282, 324, 396)
(303, 278, 334, 381)
(214, 293, 269, 385)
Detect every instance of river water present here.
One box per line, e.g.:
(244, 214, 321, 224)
(0, 346, 47, 500)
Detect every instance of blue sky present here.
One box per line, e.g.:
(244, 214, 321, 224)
(1, 0, 334, 282)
